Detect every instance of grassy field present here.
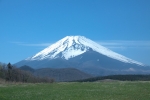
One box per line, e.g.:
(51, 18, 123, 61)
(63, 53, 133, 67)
(0, 81, 150, 100)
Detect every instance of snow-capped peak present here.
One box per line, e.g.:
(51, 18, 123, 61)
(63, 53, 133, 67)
(26, 36, 144, 66)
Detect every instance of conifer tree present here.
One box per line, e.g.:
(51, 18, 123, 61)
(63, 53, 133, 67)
(7, 62, 12, 81)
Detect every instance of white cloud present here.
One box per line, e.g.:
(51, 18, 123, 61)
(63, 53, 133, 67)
(97, 40, 150, 49)
(11, 42, 52, 47)
(11, 40, 150, 50)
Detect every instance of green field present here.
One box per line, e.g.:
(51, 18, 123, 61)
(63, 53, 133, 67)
(0, 81, 150, 100)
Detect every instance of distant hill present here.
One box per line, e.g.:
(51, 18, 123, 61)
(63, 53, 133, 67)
(19, 65, 35, 73)
(19, 65, 92, 82)
(34, 68, 92, 82)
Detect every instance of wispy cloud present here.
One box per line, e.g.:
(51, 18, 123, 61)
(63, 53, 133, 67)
(11, 42, 52, 47)
(11, 40, 150, 50)
(97, 40, 150, 49)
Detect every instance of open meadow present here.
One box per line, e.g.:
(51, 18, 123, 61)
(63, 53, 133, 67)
(0, 81, 150, 100)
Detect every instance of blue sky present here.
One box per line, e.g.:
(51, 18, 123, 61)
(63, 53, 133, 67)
(0, 0, 150, 65)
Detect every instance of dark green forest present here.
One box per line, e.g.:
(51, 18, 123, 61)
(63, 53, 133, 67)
(77, 74, 150, 82)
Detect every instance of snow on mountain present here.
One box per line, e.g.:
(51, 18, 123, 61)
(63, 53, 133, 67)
(26, 36, 144, 66)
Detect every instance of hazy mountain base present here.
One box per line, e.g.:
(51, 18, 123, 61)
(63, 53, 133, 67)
(19, 65, 150, 82)
(34, 68, 92, 82)
(16, 51, 150, 77)
(19, 66, 92, 82)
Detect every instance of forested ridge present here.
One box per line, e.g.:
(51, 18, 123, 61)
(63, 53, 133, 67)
(77, 74, 150, 82)
(0, 62, 54, 83)
(1, 62, 150, 83)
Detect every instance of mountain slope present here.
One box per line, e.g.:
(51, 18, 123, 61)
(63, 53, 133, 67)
(26, 36, 143, 66)
(15, 36, 150, 76)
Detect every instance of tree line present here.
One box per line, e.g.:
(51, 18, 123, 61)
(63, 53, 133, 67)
(0, 62, 54, 83)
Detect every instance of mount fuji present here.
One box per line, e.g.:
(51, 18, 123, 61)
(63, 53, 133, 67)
(15, 36, 150, 77)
